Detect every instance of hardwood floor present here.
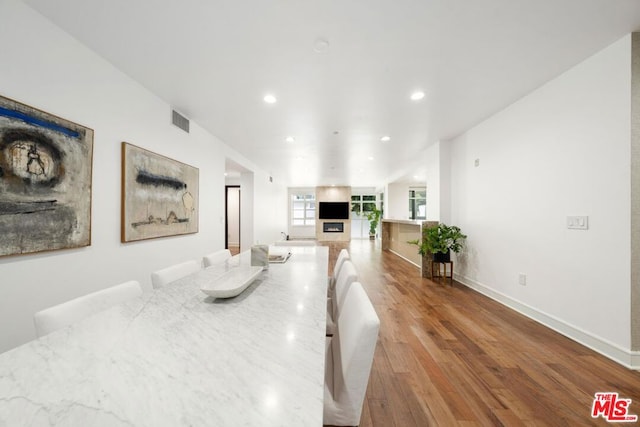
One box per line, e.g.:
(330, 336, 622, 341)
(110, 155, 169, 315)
(319, 239, 640, 426)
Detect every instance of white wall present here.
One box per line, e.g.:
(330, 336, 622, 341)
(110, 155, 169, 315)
(425, 142, 441, 221)
(0, 1, 286, 352)
(387, 182, 410, 219)
(449, 35, 633, 363)
(252, 172, 287, 245)
(439, 142, 452, 224)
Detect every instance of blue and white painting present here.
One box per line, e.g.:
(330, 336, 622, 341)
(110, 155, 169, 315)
(121, 142, 198, 242)
(0, 95, 93, 257)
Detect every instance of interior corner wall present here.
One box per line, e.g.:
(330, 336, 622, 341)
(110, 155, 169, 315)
(239, 171, 255, 249)
(0, 1, 284, 353)
(631, 33, 640, 352)
(449, 35, 633, 363)
(425, 142, 441, 221)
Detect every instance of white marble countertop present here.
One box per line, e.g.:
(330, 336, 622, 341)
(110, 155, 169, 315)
(0, 246, 329, 426)
(381, 218, 423, 226)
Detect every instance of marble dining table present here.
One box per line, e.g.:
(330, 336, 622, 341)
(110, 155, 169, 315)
(0, 245, 329, 426)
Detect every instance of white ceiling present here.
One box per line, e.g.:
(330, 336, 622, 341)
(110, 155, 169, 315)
(25, 0, 640, 188)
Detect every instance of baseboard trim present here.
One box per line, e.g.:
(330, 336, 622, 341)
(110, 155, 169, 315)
(389, 249, 421, 268)
(455, 273, 639, 370)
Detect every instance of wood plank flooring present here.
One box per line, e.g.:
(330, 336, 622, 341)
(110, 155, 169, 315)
(320, 239, 640, 426)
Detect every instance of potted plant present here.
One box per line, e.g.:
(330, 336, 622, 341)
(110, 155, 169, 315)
(409, 223, 466, 261)
(365, 207, 382, 240)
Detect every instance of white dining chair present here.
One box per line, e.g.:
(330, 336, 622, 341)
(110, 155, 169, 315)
(33, 280, 143, 337)
(333, 249, 350, 281)
(203, 249, 232, 268)
(324, 282, 380, 426)
(326, 260, 357, 336)
(151, 259, 200, 288)
(329, 249, 350, 297)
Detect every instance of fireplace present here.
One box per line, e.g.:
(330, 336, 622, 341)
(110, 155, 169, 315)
(323, 222, 344, 233)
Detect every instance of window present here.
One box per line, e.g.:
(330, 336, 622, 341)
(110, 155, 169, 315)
(409, 187, 426, 220)
(351, 194, 376, 216)
(291, 193, 315, 226)
(351, 193, 380, 239)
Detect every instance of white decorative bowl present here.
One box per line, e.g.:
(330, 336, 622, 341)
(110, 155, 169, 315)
(200, 266, 264, 298)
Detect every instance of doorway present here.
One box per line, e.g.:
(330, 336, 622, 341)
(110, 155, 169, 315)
(225, 186, 240, 255)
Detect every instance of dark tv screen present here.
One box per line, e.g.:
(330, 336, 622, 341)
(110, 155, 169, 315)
(319, 202, 350, 219)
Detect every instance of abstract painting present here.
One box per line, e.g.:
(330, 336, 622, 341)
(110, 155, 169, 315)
(0, 95, 93, 257)
(121, 142, 199, 242)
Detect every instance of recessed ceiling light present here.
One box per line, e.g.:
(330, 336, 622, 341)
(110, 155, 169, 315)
(368, 156, 375, 161)
(264, 94, 277, 104)
(285, 136, 295, 143)
(380, 135, 391, 142)
(410, 91, 425, 101)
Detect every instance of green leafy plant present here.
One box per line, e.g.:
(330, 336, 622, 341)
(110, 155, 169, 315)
(365, 207, 382, 236)
(409, 223, 467, 256)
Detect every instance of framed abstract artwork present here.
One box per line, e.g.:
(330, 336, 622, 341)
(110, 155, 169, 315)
(121, 142, 199, 242)
(0, 95, 94, 257)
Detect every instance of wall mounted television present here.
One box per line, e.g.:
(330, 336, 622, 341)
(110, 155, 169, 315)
(318, 202, 350, 219)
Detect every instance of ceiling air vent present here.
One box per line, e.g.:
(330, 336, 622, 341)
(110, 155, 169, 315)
(172, 109, 190, 133)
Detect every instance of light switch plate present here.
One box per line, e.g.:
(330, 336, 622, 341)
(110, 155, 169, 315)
(567, 216, 589, 230)
(518, 273, 527, 286)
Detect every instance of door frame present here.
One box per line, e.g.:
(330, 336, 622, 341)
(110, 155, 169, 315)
(225, 185, 240, 250)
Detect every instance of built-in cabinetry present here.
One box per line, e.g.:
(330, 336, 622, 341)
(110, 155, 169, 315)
(381, 219, 438, 277)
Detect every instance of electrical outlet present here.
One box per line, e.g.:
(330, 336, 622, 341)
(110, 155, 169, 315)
(519, 273, 527, 286)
